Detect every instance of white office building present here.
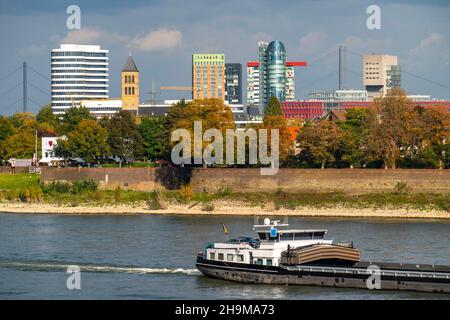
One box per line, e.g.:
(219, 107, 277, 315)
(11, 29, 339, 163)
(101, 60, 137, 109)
(80, 99, 122, 119)
(51, 44, 109, 115)
(308, 89, 368, 102)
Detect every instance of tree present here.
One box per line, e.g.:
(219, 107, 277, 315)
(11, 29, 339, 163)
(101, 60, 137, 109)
(0, 116, 14, 145)
(0, 116, 38, 160)
(59, 106, 94, 134)
(36, 104, 59, 129)
(106, 111, 143, 166)
(167, 98, 235, 166)
(264, 96, 283, 117)
(139, 116, 169, 161)
(261, 97, 292, 162)
(363, 88, 411, 169)
(66, 119, 109, 164)
(404, 106, 450, 169)
(337, 109, 368, 168)
(53, 137, 72, 167)
(297, 120, 343, 169)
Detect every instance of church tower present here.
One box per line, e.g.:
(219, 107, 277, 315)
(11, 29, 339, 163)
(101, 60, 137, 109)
(121, 54, 139, 110)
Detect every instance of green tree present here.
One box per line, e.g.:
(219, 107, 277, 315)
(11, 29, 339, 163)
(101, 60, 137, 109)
(66, 119, 109, 164)
(297, 120, 343, 169)
(36, 104, 58, 128)
(0, 116, 14, 145)
(106, 111, 143, 166)
(139, 116, 169, 161)
(53, 138, 73, 166)
(264, 96, 283, 117)
(0, 114, 39, 160)
(60, 106, 94, 134)
(337, 109, 368, 168)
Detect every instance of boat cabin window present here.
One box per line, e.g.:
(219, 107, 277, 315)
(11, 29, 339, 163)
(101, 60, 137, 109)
(313, 231, 325, 239)
(237, 254, 244, 262)
(266, 259, 272, 266)
(256, 259, 263, 265)
(227, 254, 234, 261)
(258, 232, 278, 241)
(218, 253, 224, 261)
(294, 232, 313, 240)
(209, 252, 215, 260)
(280, 233, 294, 241)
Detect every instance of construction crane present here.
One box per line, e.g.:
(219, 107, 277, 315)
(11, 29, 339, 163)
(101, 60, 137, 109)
(160, 86, 192, 91)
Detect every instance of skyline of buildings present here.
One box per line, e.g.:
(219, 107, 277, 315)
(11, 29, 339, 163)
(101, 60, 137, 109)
(47, 40, 448, 121)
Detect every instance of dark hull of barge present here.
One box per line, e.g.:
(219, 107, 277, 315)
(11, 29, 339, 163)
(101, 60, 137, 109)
(196, 255, 450, 294)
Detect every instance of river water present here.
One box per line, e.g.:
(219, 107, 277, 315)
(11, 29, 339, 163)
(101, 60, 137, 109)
(0, 213, 449, 299)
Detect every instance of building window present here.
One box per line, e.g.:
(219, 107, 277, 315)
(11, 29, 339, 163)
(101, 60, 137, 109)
(132, 87, 135, 95)
(132, 75, 135, 83)
(237, 255, 244, 262)
(209, 252, 215, 260)
(218, 253, 224, 261)
(256, 259, 263, 265)
(266, 259, 272, 266)
(227, 254, 233, 261)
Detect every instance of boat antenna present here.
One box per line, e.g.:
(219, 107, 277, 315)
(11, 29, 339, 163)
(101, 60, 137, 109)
(221, 222, 229, 241)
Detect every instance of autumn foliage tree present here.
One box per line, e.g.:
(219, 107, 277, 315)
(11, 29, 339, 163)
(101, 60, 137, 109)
(297, 120, 343, 169)
(261, 97, 292, 162)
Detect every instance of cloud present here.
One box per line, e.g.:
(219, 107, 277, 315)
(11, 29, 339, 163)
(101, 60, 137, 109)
(409, 32, 445, 55)
(61, 27, 128, 45)
(338, 35, 393, 54)
(407, 32, 450, 68)
(298, 31, 327, 54)
(250, 32, 273, 44)
(130, 28, 182, 52)
(55, 26, 183, 53)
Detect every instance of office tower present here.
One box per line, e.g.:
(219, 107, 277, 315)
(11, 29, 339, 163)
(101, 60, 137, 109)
(51, 44, 109, 115)
(246, 62, 260, 113)
(363, 54, 401, 99)
(121, 54, 140, 110)
(192, 54, 225, 100)
(247, 40, 307, 114)
(225, 63, 242, 104)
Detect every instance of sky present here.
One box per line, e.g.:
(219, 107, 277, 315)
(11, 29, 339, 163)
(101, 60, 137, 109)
(0, 0, 449, 115)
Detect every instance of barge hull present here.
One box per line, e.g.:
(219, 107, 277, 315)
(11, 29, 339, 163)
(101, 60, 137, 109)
(196, 258, 450, 294)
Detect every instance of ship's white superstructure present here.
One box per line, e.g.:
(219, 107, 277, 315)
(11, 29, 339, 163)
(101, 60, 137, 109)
(204, 219, 332, 267)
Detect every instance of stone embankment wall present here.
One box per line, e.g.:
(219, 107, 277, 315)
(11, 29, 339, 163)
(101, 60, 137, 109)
(40, 167, 450, 194)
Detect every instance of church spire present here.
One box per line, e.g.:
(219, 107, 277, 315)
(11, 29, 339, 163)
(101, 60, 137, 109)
(122, 54, 139, 72)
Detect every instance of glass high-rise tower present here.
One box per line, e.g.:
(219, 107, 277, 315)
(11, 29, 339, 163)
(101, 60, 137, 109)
(267, 41, 286, 104)
(247, 40, 307, 114)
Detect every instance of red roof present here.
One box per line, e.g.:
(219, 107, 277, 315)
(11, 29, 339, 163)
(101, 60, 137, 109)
(286, 61, 308, 67)
(247, 61, 259, 67)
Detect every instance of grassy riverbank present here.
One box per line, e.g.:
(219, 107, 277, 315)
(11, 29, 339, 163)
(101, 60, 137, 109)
(0, 173, 449, 216)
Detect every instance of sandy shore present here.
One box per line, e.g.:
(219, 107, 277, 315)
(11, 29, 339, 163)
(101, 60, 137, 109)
(1, 200, 450, 219)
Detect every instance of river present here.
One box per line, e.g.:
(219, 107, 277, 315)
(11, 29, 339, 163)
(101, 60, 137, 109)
(0, 213, 449, 299)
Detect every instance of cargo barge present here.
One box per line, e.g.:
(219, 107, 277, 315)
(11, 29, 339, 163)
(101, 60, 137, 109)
(196, 218, 450, 293)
